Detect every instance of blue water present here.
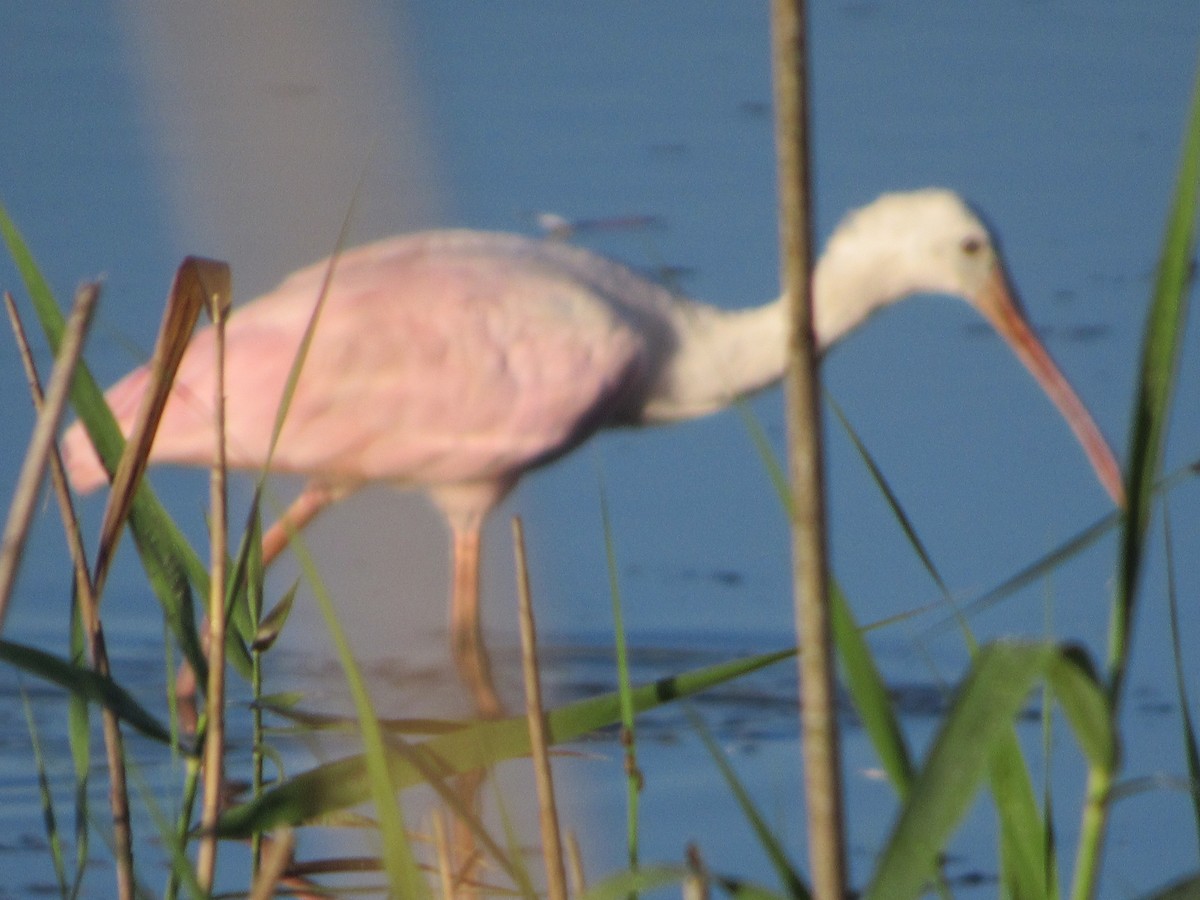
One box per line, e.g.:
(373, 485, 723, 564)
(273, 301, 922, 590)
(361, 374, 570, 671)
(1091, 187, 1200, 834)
(1, 2, 1198, 896)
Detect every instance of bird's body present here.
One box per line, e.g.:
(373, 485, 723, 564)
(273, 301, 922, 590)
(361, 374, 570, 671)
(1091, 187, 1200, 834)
(66, 230, 789, 519)
(62, 189, 1125, 715)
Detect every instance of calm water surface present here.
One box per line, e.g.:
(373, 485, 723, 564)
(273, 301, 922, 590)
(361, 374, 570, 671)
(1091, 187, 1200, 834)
(1, 2, 1199, 896)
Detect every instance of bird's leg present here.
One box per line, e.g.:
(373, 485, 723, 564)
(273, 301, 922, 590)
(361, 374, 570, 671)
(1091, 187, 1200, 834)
(445, 519, 505, 889)
(449, 520, 504, 719)
(445, 767, 489, 892)
(261, 481, 351, 565)
(428, 485, 514, 888)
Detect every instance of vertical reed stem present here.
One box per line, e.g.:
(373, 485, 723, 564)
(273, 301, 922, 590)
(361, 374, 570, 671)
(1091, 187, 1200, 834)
(249, 520, 265, 877)
(770, 1, 847, 896)
(565, 831, 587, 895)
(511, 517, 568, 900)
(4, 288, 135, 900)
(197, 281, 232, 891)
(0, 286, 97, 630)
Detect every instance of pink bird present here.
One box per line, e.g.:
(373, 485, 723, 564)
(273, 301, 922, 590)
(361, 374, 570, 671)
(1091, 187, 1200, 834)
(63, 189, 1125, 716)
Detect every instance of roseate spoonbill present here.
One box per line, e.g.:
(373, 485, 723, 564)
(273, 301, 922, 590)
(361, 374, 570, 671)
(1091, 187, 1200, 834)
(62, 188, 1125, 716)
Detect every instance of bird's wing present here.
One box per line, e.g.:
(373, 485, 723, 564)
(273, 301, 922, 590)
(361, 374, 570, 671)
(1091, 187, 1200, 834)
(264, 247, 653, 485)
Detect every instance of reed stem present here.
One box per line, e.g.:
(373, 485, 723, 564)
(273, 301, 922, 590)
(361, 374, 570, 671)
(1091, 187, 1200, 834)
(770, 1, 847, 895)
(512, 518, 568, 900)
(197, 276, 232, 890)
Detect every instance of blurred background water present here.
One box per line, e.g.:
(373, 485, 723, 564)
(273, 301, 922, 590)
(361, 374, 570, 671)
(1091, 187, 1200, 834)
(1, 2, 1198, 896)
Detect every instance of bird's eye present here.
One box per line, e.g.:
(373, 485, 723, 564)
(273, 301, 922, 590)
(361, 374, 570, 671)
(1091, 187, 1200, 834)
(960, 236, 984, 256)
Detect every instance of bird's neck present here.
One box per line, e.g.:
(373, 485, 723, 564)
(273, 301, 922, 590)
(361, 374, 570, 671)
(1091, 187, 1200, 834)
(639, 236, 923, 424)
(811, 223, 937, 347)
(640, 298, 789, 423)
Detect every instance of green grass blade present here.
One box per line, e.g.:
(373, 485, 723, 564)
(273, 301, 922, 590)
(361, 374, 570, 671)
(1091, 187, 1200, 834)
(122, 759, 203, 900)
(830, 397, 1057, 900)
(866, 640, 1111, 899)
(988, 620, 1112, 900)
(865, 642, 1058, 899)
(829, 582, 914, 794)
(598, 476, 641, 873)
(246, 510, 267, 877)
(218, 647, 795, 837)
(21, 683, 69, 897)
(256, 700, 463, 736)
(1110, 48, 1200, 701)
(735, 403, 791, 508)
(713, 880, 791, 900)
(989, 728, 1055, 900)
(1163, 502, 1200, 855)
(828, 398, 949, 598)
(1042, 669, 1062, 900)
(937, 510, 1119, 629)
(934, 458, 1197, 635)
(66, 599, 91, 900)
(289, 530, 427, 898)
(688, 709, 810, 898)
(0, 201, 211, 682)
(1140, 872, 1200, 900)
(1047, 648, 1115, 770)
(164, 754, 202, 900)
(487, 777, 539, 899)
(253, 580, 297, 653)
(0, 640, 175, 746)
(991, 594, 1059, 900)
(581, 866, 691, 900)
(738, 401, 917, 796)
(385, 737, 524, 884)
(1073, 52, 1200, 900)
(583, 866, 788, 900)
(220, 512, 264, 652)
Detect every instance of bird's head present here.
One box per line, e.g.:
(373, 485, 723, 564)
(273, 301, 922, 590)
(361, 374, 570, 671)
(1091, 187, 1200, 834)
(814, 188, 1005, 343)
(814, 187, 1125, 506)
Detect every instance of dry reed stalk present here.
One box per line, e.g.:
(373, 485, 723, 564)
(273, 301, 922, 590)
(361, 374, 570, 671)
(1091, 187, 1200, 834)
(683, 843, 710, 900)
(511, 516, 568, 900)
(0, 285, 97, 631)
(770, 0, 847, 896)
(432, 812, 456, 900)
(197, 271, 233, 890)
(90, 259, 223, 596)
(3, 292, 96, 599)
(4, 287, 136, 900)
(565, 831, 586, 895)
(247, 828, 294, 900)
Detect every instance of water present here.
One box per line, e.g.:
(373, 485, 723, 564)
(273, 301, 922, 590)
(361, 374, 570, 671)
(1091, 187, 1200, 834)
(1, 1, 1199, 896)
